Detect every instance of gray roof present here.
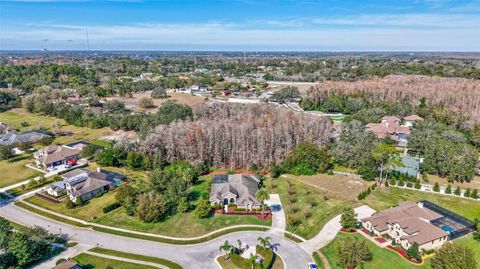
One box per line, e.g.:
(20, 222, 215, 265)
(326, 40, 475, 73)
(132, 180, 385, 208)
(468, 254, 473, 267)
(65, 168, 124, 198)
(0, 130, 52, 146)
(209, 174, 261, 206)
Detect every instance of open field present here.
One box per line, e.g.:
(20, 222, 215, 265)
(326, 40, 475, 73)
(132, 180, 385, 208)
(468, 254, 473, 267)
(0, 108, 113, 145)
(74, 253, 157, 269)
(363, 187, 480, 221)
(321, 232, 431, 269)
(0, 154, 41, 188)
(106, 91, 206, 112)
(265, 177, 355, 239)
(282, 174, 373, 201)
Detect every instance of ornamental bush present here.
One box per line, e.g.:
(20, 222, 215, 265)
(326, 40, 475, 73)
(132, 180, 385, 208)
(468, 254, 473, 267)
(433, 182, 440, 192)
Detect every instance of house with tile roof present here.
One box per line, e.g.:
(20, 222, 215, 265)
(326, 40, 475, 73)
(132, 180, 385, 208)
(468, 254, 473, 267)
(361, 202, 449, 251)
(0, 130, 52, 147)
(365, 115, 423, 147)
(209, 174, 262, 210)
(33, 145, 82, 169)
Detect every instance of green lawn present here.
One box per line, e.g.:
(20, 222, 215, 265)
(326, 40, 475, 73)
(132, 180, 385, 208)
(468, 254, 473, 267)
(0, 154, 41, 188)
(321, 233, 430, 269)
(452, 235, 480, 266)
(88, 248, 182, 269)
(74, 253, 157, 269)
(265, 178, 355, 239)
(0, 109, 112, 145)
(363, 187, 480, 221)
(25, 191, 117, 221)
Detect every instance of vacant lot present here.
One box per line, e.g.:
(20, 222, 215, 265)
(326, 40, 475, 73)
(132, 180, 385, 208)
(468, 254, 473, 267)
(282, 174, 373, 201)
(321, 232, 431, 269)
(0, 154, 41, 188)
(0, 109, 113, 145)
(427, 174, 480, 190)
(363, 187, 480, 221)
(266, 177, 355, 239)
(106, 91, 206, 112)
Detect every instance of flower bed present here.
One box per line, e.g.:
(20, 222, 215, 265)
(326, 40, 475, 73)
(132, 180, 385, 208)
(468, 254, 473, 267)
(386, 245, 422, 264)
(215, 209, 272, 220)
(375, 237, 387, 243)
(361, 228, 370, 235)
(340, 227, 357, 233)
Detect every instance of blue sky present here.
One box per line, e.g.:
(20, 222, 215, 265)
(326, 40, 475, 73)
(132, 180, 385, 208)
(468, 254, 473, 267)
(1, 0, 479, 51)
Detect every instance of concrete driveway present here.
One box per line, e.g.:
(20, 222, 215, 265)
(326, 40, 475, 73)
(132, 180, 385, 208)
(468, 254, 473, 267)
(264, 194, 286, 236)
(300, 205, 376, 253)
(0, 203, 312, 268)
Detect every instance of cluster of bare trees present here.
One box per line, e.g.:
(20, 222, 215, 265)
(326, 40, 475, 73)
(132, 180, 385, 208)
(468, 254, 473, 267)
(141, 103, 333, 169)
(304, 75, 480, 124)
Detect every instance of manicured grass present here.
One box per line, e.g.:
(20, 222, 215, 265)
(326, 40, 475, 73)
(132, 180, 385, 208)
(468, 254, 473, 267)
(363, 187, 480, 221)
(217, 256, 241, 269)
(284, 232, 304, 243)
(92, 225, 269, 245)
(25, 192, 117, 222)
(0, 109, 112, 145)
(7, 176, 56, 197)
(312, 252, 326, 269)
(14, 201, 89, 227)
(265, 178, 355, 239)
(452, 235, 480, 266)
(321, 233, 430, 269)
(0, 154, 41, 188)
(94, 178, 271, 237)
(89, 248, 182, 269)
(74, 253, 157, 269)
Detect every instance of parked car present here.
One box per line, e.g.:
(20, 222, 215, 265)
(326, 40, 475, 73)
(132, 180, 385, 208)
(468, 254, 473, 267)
(308, 263, 318, 269)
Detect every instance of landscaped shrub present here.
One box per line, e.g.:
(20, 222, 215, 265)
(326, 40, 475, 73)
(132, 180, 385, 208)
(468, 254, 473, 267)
(414, 181, 421, 189)
(433, 182, 440, 192)
(445, 185, 452, 194)
(398, 180, 405, 187)
(102, 202, 121, 213)
(358, 166, 377, 181)
(454, 186, 462, 196)
(471, 189, 479, 199)
(389, 178, 396, 186)
(406, 182, 413, 188)
(464, 188, 471, 198)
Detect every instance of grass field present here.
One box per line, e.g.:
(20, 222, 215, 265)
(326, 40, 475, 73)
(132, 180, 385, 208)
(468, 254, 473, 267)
(321, 233, 431, 269)
(363, 187, 480, 221)
(88, 248, 182, 269)
(0, 154, 41, 188)
(74, 253, 157, 269)
(0, 108, 112, 145)
(216, 252, 284, 269)
(452, 235, 480, 266)
(25, 191, 117, 221)
(265, 177, 355, 239)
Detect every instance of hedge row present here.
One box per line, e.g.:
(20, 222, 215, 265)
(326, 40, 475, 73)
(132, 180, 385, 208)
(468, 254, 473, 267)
(102, 202, 121, 213)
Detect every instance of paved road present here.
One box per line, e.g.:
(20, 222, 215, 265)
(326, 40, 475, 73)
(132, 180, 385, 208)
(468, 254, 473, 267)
(0, 203, 313, 269)
(300, 205, 376, 253)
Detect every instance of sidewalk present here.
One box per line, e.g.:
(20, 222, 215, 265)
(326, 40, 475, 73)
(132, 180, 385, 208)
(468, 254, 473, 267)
(34, 243, 91, 269)
(82, 251, 169, 269)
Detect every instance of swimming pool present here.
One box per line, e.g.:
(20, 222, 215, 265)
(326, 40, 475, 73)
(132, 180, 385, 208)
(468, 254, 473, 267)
(441, 225, 454, 234)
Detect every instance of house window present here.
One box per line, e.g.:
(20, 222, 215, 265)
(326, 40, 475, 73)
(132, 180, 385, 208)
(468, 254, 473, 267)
(223, 198, 228, 205)
(229, 198, 235, 204)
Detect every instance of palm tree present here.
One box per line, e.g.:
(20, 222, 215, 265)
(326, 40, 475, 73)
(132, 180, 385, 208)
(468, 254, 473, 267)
(257, 236, 272, 248)
(219, 240, 232, 260)
(255, 188, 270, 209)
(247, 253, 257, 269)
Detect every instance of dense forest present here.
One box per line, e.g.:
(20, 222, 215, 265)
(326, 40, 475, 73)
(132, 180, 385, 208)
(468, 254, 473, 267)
(141, 103, 333, 169)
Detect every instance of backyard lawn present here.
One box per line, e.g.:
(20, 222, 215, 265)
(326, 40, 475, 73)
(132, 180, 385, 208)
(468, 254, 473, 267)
(74, 253, 157, 269)
(452, 235, 480, 266)
(363, 187, 480, 221)
(0, 154, 41, 188)
(265, 177, 355, 240)
(0, 109, 112, 145)
(321, 232, 431, 269)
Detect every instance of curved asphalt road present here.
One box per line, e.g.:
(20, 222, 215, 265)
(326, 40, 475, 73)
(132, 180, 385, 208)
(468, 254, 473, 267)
(0, 203, 312, 268)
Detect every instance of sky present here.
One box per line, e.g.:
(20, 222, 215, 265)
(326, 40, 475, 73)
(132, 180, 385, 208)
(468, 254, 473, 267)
(1, 0, 480, 51)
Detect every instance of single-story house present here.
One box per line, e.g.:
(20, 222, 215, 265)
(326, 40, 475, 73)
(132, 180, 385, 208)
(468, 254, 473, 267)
(361, 202, 449, 251)
(366, 115, 423, 147)
(0, 130, 53, 147)
(46, 181, 67, 197)
(33, 145, 82, 169)
(209, 174, 262, 210)
(0, 122, 16, 134)
(62, 168, 125, 202)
